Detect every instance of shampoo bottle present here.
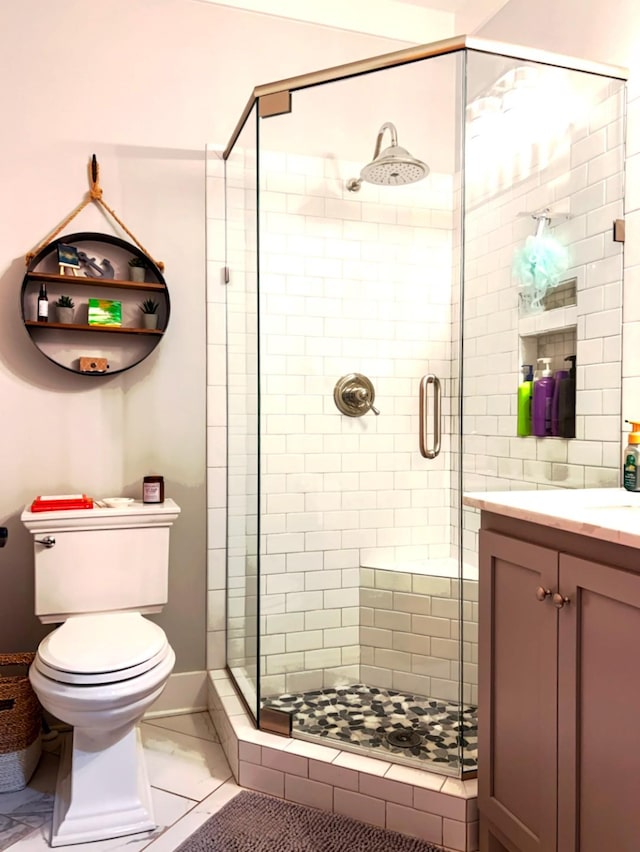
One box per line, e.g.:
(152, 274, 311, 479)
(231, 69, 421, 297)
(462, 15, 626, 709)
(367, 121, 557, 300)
(551, 369, 569, 437)
(532, 357, 555, 437)
(623, 420, 640, 492)
(517, 364, 533, 437)
(557, 355, 577, 438)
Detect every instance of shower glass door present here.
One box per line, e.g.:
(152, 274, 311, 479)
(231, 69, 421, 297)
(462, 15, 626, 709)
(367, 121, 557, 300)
(253, 51, 470, 775)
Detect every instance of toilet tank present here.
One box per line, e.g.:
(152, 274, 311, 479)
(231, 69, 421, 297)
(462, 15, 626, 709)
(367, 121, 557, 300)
(20, 499, 181, 623)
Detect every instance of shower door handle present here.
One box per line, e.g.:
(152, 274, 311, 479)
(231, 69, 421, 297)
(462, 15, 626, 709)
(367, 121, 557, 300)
(419, 374, 441, 459)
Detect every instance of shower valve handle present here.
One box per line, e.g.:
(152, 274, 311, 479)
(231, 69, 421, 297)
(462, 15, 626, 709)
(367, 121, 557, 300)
(334, 374, 379, 417)
(348, 387, 379, 415)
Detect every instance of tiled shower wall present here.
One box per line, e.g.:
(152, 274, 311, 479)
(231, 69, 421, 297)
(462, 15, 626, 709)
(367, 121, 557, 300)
(360, 567, 478, 704)
(254, 153, 458, 697)
(461, 73, 625, 565)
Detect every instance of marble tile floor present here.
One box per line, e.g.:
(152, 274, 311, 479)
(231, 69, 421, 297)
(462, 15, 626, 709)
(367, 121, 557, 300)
(0, 713, 243, 852)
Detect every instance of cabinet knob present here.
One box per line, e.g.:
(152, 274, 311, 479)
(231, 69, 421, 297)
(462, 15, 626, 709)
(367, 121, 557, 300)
(536, 586, 551, 601)
(553, 592, 570, 609)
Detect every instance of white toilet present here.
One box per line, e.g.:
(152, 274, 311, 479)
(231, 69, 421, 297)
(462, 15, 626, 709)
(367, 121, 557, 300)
(21, 499, 180, 847)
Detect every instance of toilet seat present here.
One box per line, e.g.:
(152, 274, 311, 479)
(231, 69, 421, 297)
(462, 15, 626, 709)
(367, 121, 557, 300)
(36, 612, 169, 686)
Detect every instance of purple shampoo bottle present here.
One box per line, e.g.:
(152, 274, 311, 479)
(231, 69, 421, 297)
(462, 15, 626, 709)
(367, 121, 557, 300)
(532, 357, 555, 437)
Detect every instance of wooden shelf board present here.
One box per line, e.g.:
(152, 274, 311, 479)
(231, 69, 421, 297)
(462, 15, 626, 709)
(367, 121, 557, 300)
(26, 272, 165, 292)
(25, 321, 164, 336)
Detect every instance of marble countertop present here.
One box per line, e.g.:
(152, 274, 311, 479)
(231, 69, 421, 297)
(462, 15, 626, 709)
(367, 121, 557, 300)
(463, 487, 640, 549)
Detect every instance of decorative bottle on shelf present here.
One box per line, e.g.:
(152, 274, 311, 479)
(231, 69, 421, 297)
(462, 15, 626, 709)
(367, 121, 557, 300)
(532, 357, 555, 437)
(37, 282, 48, 323)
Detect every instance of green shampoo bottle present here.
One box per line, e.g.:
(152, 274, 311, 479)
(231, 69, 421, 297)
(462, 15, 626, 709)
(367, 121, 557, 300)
(517, 364, 533, 437)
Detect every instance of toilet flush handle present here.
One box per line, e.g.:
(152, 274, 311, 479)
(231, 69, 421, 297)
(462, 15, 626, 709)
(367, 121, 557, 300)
(35, 536, 56, 548)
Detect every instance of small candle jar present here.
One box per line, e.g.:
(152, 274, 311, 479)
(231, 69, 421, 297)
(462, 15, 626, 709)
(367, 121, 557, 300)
(143, 475, 165, 504)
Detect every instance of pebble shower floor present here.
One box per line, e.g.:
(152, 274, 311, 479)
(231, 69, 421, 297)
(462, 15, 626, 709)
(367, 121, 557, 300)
(262, 683, 478, 772)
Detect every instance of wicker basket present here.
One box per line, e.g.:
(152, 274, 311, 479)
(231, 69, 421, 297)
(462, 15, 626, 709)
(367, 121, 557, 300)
(0, 652, 42, 792)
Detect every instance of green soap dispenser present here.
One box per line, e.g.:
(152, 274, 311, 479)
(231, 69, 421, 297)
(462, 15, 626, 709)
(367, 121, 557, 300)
(623, 420, 640, 492)
(517, 364, 534, 437)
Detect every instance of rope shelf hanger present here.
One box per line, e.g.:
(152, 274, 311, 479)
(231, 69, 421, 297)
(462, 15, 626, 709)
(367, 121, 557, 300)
(25, 155, 164, 271)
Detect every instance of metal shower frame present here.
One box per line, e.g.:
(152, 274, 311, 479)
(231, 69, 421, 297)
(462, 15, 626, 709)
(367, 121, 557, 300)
(223, 34, 626, 161)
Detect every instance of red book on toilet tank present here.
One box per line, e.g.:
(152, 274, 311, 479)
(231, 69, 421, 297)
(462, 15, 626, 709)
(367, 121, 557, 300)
(30, 494, 94, 512)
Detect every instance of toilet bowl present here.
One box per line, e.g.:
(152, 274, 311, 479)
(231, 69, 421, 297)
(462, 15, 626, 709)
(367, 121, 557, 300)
(29, 612, 175, 847)
(21, 498, 181, 847)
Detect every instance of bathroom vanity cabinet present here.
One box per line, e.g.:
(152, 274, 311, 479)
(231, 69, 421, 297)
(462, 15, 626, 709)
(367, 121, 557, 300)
(466, 492, 640, 852)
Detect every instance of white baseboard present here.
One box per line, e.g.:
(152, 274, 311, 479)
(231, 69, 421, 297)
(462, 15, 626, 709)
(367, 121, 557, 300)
(145, 670, 208, 718)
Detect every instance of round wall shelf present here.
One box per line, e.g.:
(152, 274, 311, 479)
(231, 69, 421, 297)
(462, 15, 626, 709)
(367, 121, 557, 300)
(21, 232, 170, 376)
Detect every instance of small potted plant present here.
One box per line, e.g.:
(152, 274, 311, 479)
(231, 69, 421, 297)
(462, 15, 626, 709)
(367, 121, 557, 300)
(140, 298, 159, 330)
(55, 295, 75, 324)
(128, 256, 147, 283)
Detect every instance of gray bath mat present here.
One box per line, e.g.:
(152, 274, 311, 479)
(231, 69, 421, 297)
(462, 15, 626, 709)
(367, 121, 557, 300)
(176, 790, 443, 852)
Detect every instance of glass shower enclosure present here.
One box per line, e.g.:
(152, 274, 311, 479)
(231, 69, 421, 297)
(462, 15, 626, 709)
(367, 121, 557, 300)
(219, 36, 625, 779)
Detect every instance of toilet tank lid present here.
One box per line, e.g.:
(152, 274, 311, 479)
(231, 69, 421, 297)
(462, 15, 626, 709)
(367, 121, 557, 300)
(21, 497, 180, 532)
(38, 613, 168, 674)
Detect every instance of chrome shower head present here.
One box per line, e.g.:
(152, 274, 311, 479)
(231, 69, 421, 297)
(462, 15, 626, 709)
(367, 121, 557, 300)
(347, 122, 429, 191)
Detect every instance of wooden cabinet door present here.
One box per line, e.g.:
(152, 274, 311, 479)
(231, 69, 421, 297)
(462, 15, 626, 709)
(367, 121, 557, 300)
(479, 530, 558, 852)
(557, 556, 640, 852)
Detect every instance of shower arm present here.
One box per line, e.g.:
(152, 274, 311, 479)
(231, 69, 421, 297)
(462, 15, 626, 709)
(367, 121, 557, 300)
(371, 122, 398, 159)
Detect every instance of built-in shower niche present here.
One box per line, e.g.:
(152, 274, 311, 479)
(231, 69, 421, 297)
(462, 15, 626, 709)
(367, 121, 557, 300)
(541, 276, 576, 312)
(520, 327, 577, 383)
(519, 275, 577, 318)
(518, 273, 577, 439)
(519, 326, 577, 439)
(518, 276, 577, 328)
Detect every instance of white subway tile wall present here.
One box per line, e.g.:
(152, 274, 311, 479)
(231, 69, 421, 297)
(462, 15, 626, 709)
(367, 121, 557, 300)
(252, 151, 458, 695)
(461, 70, 624, 567)
(360, 568, 478, 705)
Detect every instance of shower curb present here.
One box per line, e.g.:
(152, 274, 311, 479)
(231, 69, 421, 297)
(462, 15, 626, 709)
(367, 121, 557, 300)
(208, 670, 478, 852)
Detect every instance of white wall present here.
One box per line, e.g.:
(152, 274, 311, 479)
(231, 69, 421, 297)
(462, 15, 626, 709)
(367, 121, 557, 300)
(0, 0, 410, 669)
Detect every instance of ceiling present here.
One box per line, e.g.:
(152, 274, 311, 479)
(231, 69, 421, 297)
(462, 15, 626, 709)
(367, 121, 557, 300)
(196, 0, 513, 42)
(398, 0, 510, 25)
(401, 0, 512, 33)
(401, 0, 506, 12)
